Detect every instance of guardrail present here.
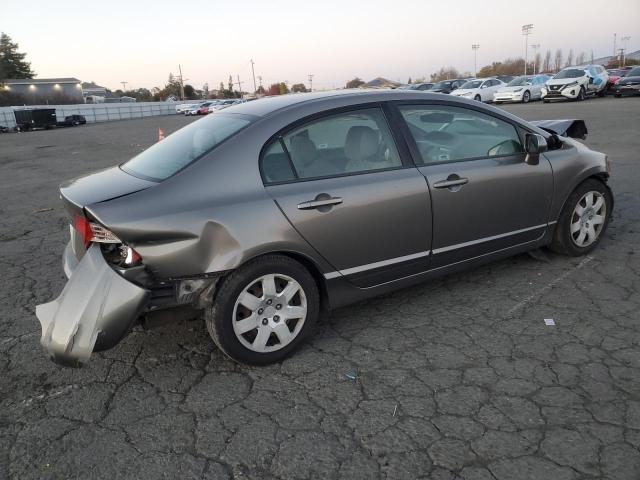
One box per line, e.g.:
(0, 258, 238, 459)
(0, 101, 195, 129)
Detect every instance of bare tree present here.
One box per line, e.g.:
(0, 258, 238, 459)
(566, 49, 574, 67)
(534, 53, 542, 73)
(554, 49, 563, 72)
(576, 51, 586, 65)
(543, 49, 552, 72)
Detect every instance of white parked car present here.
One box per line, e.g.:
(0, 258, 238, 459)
(175, 103, 196, 114)
(450, 78, 505, 102)
(541, 65, 609, 102)
(493, 74, 551, 103)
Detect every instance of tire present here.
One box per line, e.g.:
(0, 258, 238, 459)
(614, 94, 622, 98)
(522, 90, 531, 103)
(205, 254, 320, 365)
(474, 94, 481, 102)
(598, 86, 607, 97)
(549, 178, 613, 256)
(543, 99, 549, 103)
(577, 87, 586, 101)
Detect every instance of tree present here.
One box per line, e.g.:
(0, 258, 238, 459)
(407, 77, 412, 84)
(554, 49, 563, 72)
(576, 51, 586, 65)
(266, 83, 281, 96)
(543, 50, 552, 72)
(183, 84, 198, 99)
(534, 53, 542, 74)
(0, 32, 35, 79)
(291, 83, 307, 93)
(278, 82, 289, 95)
(429, 67, 460, 82)
(566, 49, 574, 67)
(345, 77, 365, 89)
(228, 75, 234, 93)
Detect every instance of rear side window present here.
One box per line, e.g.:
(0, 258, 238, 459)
(122, 113, 252, 181)
(261, 108, 402, 183)
(399, 105, 524, 165)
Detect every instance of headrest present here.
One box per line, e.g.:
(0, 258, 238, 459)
(289, 134, 317, 166)
(344, 126, 379, 162)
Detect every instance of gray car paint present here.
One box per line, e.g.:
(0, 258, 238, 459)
(36, 89, 611, 365)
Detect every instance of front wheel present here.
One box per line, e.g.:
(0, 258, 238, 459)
(577, 87, 586, 101)
(474, 94, 481, 102)
(205, 254, 320, 365)
(522, 90, 531, 103)
(550, 179, 612, 256)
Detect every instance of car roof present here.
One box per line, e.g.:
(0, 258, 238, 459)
(220, 89, 538, 128)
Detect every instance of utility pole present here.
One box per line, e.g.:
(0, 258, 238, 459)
(308, 74, 314, 92)
(621, 36, 631, 67)
(250, 59, 257, 94)
(236, 75, 244, 99)
(613, 33, 617, 60)
(471, 45, 480, 77)
(522, 24, 533, 75)
(530, 44, 540, 74)
(257, 76, 263, 90)
(178, 64, 185, 100)
(120, 81, 128, 91)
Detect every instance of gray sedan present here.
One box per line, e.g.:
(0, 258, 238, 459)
(36, 90, 613, 366)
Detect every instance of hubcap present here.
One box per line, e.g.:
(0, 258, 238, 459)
(232, 274, 307, 353)
(570, 191, 606, 247)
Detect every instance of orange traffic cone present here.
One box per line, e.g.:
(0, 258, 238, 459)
(158, 128, 165, 141)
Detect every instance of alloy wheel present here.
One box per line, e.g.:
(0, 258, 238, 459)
(232, 274, 307, 353)
(523, 91, 530, 103)
(570, 191, 606, 247)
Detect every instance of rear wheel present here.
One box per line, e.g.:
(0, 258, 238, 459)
(598, 86, 607, 97)
(205, 255, 320, 365)
(577, 86, 586, 101)
(550, 179, 612, 256)
(474, 94, 481, 102)
(522, 90, 531, 103)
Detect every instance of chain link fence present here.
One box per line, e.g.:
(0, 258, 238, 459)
(0, 101, 195, 129)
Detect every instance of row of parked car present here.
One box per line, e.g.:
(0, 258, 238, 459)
(399, 64, 640, 103)
(176, 99, 246, 116)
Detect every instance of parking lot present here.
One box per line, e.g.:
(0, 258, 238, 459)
(1, 96, 639, 479)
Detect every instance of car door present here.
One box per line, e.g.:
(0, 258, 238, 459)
(261, 106, 433, 287)
(395, 102, 553, 268)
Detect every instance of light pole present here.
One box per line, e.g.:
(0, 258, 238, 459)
(308, 74, 314, 92)
(522, 24, 533, 75)
(530, 44, 540, 74)
(250, 59, 257, 94)
(472, 44, 480, 77)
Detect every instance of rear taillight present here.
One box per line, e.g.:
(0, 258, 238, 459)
(74, 216, 121, 245)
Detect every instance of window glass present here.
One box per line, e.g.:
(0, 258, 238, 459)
(278, 108, 402, 180)
(399, 105, 524, 165)
(122, 113, 251, 181)
(261, 140, 296, 183)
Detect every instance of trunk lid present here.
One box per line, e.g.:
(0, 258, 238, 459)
(60, 166, 156, 218)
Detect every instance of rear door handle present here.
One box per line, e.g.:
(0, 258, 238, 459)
(297, 197, 343, 210)
(433, 177, 469, 189)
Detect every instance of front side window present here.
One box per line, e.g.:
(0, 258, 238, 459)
(122, 113, 252, 181)
(399, 105, 524, 165)
(262, 108, 402, 182)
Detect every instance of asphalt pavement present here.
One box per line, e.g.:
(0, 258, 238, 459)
(1, 96, 639, 479)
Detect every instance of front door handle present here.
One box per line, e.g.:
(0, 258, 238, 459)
(297, 197, 343, 210)
(433, 176, 469, 189)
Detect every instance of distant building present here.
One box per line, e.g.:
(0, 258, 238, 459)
(81, 81, 108, 98)
(0, 77, 84, 105)
(365, 77, 400, 89)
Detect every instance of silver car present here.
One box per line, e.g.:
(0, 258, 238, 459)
(493, 74, 551, 103)
(36, 90, 614, 366)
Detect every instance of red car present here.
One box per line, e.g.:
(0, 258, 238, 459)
(606, 67, 633, 94)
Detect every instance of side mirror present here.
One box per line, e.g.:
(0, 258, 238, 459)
(524, 133, 548, 165)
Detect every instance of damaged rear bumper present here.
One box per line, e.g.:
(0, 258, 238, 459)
(36, 244, 150, 366)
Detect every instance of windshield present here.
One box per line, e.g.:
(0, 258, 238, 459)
(121, 113, 252, 181)
(554, 69, 586, 79)
(626, 67, 640, 77)
(508, 76, 533, 86)
(432, 81, 451, 89)
(461, 80, 482, 89)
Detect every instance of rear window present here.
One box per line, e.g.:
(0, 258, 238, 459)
(121, 113, 252, 181)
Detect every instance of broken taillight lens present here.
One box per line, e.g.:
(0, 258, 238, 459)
(74, 216, 120, 245)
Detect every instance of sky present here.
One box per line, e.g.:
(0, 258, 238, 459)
(3, 0, 639, 91)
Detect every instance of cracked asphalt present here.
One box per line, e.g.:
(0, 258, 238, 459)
(1, 97, 639, 480)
